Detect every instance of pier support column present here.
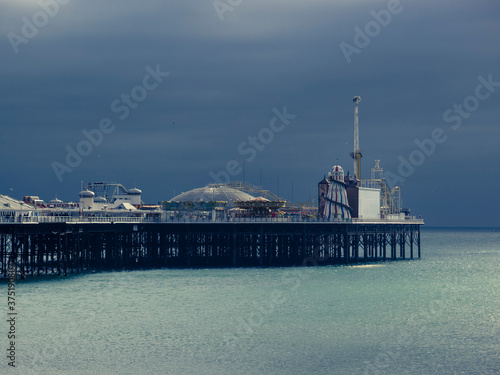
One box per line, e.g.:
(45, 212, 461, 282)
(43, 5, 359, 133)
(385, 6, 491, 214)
(417, 227, 421, 259)
(410, 230, 414, 259)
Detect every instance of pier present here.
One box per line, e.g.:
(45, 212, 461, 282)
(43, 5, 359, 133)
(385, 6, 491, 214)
(0, 220, 421, 278)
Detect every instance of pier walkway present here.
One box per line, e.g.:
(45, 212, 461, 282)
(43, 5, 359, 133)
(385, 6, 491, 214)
(0, 220, 422, 278)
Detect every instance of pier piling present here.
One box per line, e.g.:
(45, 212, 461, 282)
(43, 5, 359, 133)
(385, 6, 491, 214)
(0, 222, 421, 278)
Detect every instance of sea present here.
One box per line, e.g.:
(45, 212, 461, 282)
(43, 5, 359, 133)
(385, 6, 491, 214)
(2, 227, 499, 375)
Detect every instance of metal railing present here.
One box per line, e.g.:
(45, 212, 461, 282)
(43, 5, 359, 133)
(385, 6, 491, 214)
(0, 215, 424, 225)
(0, 216, 153, 224)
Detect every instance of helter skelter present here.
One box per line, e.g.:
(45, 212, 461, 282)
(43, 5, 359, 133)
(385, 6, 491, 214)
(323, 165, 352, 220)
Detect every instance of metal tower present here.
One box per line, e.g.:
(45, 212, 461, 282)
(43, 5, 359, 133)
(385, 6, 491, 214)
(350, 96, 362, 180)
(371, 159, 383, 180)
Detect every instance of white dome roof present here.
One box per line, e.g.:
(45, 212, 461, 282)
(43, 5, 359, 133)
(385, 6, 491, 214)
(128, 188, 142, 195)
(170, 184, 255, 208)
(79, 190, 95, 198)
(94, 196, 107, 203)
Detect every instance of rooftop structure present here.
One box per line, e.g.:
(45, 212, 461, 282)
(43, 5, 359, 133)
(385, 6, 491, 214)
(85, 182, 143, 205)
(234, 197, 286, 217)
(360, 160, 402, 216)
(0, 194, 27, 211)
(169, 184, 255, 208)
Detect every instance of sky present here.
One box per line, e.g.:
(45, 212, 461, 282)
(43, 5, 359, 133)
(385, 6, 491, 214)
(0, 0, 499, 226)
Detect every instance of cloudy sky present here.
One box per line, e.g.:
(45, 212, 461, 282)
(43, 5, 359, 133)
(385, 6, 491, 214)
(1, 0, 499, 226)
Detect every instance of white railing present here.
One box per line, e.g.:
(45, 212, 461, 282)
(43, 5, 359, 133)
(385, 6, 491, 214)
(0, 215, 424, 225)
(0, 216, 155, 224)
(352, 218, 424, 224)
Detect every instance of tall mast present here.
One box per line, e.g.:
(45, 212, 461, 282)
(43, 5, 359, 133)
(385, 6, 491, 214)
(351, 96, 362, 180)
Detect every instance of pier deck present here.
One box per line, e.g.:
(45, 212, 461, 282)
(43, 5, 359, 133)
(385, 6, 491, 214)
(0, 221, 421, 278)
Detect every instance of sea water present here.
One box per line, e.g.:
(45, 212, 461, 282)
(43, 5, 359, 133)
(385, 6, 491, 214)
(2, 228, 499, 374)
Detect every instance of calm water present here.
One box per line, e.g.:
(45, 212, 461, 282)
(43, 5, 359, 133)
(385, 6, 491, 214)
(2, 228, 499, 374)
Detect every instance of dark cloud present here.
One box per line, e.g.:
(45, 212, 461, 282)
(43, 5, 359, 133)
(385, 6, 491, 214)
(0, 0, 499, 226)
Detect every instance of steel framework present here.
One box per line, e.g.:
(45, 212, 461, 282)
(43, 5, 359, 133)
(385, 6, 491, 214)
(1, 222, 421, 278)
